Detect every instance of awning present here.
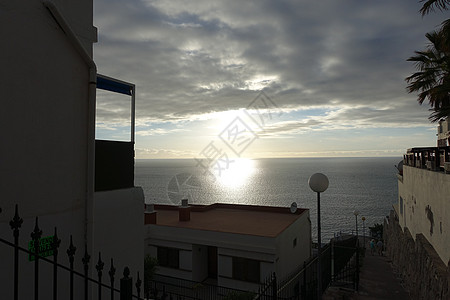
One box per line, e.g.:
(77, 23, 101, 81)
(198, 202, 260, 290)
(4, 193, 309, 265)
(97, 75, 133, 96)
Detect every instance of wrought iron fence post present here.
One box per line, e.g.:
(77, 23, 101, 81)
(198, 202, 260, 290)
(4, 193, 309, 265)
(82, 245, 91, 300)
(52, 228, 61, 300)
(96, 252, 105, 300)
(109, 258, 116, 300)
(31, 217, 43, 300)
(9, 204, 23, 300)
(135, 272, 142, 300)
(272, 272, 277, 300)
(120, 267, 132, 300)
(67, 236, 77, 300)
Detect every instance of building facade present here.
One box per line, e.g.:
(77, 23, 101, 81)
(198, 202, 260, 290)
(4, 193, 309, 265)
(397, 148, 450, 265)
(145, 202, 311, 292)
(0, 2, 143, 299)
(386, 120, 450, 298)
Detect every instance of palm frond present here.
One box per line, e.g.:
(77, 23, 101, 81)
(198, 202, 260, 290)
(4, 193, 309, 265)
(420, 0, 450, 16)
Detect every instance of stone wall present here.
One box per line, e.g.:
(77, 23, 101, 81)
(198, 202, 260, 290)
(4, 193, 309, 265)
(384, 211, 450, 299)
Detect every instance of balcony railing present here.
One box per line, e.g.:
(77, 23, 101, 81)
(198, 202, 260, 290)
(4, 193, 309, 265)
(95, 139, 134, 191)
(403, 146, 450, 172)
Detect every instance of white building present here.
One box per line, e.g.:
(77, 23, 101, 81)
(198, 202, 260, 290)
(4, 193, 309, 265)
(396, 127, 450, 265)
(145, 202, 311, 292)
(0, 1, 143, 299)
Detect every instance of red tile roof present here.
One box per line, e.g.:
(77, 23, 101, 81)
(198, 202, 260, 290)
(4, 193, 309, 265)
(146, 203, 308, 238)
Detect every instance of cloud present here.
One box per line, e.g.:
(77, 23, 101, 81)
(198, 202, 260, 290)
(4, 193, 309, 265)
(93, 0, 444, 156)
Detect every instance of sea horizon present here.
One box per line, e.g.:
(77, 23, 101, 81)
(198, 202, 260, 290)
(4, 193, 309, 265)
(135, 156, 401, 242)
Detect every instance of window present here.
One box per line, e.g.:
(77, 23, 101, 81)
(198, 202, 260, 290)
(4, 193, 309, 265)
(232, 257, 260, 283)
(157, 247, 179, 269)
(293, 238, 297, 248)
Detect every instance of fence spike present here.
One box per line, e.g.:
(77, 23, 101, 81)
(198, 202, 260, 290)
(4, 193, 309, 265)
(52, 227, 61, 300)
(123, 266, 130, 278)
(31, 217, 42, 300)
(67, 235, 76, 300)
(67, 235, 77, 260)
(82, 244, 91, 266)
(82, 245, 90, 300)
(9, 204, 23, 234)
(109, 258, 116, 279)
(52, 227, 61, 254)
(31, 217, 43, 239)
(96, 252, 105, 275)
(135, 271, 142, 298)
(10, 204, 22, 300)
(96, 252, 104, 300)
(109, 258, 116, 300)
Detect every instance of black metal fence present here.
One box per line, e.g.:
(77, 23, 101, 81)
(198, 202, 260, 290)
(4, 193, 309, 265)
(0, 205, 142, 300)
(148, 274, 258, 299)
(257, 236, 360, 300)
(331, 236, 360, 290)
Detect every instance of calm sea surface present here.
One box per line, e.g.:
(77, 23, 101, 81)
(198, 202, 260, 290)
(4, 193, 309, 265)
(135, 157, 400, 242)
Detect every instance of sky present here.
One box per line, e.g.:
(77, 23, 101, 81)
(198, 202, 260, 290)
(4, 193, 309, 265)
(93, 0, 448, 159)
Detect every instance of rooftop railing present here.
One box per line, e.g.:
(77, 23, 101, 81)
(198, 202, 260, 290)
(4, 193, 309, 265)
(403, 146, 450, 173)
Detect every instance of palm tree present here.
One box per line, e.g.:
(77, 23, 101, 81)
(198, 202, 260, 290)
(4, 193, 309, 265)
(420, 0, 450, 16)
(406, 29, 450, 122)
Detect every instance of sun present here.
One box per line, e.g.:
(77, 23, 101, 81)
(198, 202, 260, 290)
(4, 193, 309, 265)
(216, 158, 256, 188)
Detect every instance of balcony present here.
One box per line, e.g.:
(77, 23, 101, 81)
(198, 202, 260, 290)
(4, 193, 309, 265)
(95, 140, 134, 191)
(95, 74, 136, 191)
(403, 146, 450, 173)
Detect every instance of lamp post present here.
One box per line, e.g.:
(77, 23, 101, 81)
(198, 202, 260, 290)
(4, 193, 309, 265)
(362, 216, 366, 249)
(353, 210, 359, 238)
(309, 173, 329, 300)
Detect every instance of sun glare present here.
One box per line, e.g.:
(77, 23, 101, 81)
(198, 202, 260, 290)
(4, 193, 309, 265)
(217, 158, 256, 188)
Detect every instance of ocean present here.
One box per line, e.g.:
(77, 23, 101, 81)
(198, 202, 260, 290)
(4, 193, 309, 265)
(135, 157, 400, 242)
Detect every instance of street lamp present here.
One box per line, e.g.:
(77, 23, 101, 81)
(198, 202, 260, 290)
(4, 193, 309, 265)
(361, 216, 366, 249)
(353, 210, 359, 237)
(308, 173, 329, 300)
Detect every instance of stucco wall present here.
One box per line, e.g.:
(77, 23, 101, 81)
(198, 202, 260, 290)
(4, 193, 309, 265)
(0, 1, 96, 219)
(275, 210, 311, 279)
(93, 187, 145, 284)
(397, 166, 450, 264)
(0, 1, 95, 299)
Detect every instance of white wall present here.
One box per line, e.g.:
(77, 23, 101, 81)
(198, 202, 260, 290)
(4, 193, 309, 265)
(0, 1, 95, 299)
(398, 166, 450, 264)
(275, 211, 311, 279)
(93, 187, 145, 285)
(0, 1, 96, 219)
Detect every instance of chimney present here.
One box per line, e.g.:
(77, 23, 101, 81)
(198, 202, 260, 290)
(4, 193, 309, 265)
(144, 204, 157, 224)
(179, 199, 191, 221)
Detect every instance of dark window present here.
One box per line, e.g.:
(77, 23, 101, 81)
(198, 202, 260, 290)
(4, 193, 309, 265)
(293, 238, 297, 248)
(232, 257, 260, 283)
(399, 197, 403, 215)
(157, 247, 179, 269)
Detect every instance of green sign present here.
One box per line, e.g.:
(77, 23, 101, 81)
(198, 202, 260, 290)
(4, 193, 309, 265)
(28, 236, 54, 261)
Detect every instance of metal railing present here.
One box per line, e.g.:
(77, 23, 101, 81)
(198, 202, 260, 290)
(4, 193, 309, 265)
(0, 204, 142, 300)
(148, 274, 258, 299)
(260, 236, 360, 299)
